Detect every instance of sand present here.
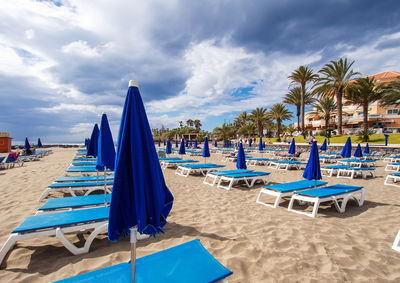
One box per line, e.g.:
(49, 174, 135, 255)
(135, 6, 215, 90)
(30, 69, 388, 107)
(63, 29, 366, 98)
(0, 147, 399, 282)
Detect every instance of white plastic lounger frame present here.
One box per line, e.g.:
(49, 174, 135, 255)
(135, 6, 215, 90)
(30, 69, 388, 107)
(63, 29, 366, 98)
(269, 161, 304, 170)
(393, 229, 400, 252)
(288, 189, 365, 218)
(217, 174, 271, 191)
(385, 163, 400, 172)
(384, 174, 400, 187)
(203, 172, 222, 187)
(175, 166, 222, 178)
(337, 168, 376, 179)
(38, 184, 112, 202)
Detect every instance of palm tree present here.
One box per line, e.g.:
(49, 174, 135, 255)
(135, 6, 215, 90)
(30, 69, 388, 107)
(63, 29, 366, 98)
(283, 86, 315, 132)
(193, 119, 202, 131)
(237, 111, 249, 125)
(213, 123, 233, 144)
(238, 123, 255, 137)
(249, 107, 268, 137)
(309, 97, 337, 137)
(288, 66, 319, 134)
(314, 58, 361, 135)
(381, 78, 400, 106)
(186, 119, 194, 127)
(179, 121, 183, 128)
(267, 103, 292, 141)
(346, 77, 384, 142)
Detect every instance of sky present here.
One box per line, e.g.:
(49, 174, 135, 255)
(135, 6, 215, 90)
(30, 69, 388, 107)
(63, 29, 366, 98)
(1, 0, 400, 143)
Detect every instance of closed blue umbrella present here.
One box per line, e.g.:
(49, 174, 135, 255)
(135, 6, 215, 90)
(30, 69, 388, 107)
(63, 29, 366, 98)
(24, 137, 30, 150)
(85, 138, 90, 151)
(249, 139, 252, 147)
(302, 141, 322, 187)
(108, 81, 174, 281)
(163, 140, 166, 146)
(179, 139, 186, 154)
(96, 113, 116, 205)
(214, 140, 218, 147)
(385, 134, 389, 146)
(158, 140, 161, 147)
(194, 139, 198, 148)
(354, 143, 363, 158)
(166, 140, 172, 155)
(175, 140, 178, 148)
(202, 137, 210, 163)
(236, 142, 247, 170)
(87, 124, 99, 157)
(37, 138, 43, 148)
(364, 143, 370, 154)
(258, 137, 263, 152)
(341, 136, 352, 158)
(288, 137, 296, 154)
(185, 139, 189, 148)
(263, 142, 265, 148)
(189, 140, 192, 147)
(320, 138, 327, 151)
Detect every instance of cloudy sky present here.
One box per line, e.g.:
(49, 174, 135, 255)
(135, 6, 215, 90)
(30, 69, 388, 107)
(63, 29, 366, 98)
(1, 0, 400, 143)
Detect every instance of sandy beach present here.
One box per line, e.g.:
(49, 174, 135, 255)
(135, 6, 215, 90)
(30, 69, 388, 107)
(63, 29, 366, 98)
(0, 147, 400, 282)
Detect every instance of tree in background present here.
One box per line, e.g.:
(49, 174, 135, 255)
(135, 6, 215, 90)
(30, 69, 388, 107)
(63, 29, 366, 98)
(283, 86, 315, 132)
(250, 107, 268, 137)
(309, 97, 337, 138)
(213, 123, 234, 144)
(267, 103, 292, 141)
(381, 78, 400, 107)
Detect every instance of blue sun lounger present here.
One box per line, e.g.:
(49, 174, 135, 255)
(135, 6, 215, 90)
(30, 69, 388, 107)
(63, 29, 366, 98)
(175, 163, 225, 177)
(215, 171, 271, 191)
(0, 207, 110, 267)
(256, 180, 328, 208)
(158, 157, 181, 161)
(288, 184, 365, 218)
(65, 166, 112, 176)
(384, 172, 400, 187)
(39, 181, 114, 202)
(321, 165, 351, 177)
(71, 161, 97, 166)
(38, 194, 112, 213)
(247, 158, 276, 166)
(160, 159, 199, 169)
(203, 169, 253, 186)
(73, 158, 96, 161)
(56, 175, 115, 182)
(55, 239, 232, 283)
(269, 160, 306, 170)
(337, 167, 376, 179)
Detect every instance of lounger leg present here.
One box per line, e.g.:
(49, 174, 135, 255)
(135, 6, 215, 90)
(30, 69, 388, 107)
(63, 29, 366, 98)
(392, 230, 400, 252)
(38, 188, 52, 202)
(56, 222, 108, 255)
(0, 234, 18, 267)
(311, 200, 321, 218)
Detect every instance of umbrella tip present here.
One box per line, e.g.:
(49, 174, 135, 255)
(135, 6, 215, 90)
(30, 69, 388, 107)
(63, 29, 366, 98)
(129, 80, 139, 87)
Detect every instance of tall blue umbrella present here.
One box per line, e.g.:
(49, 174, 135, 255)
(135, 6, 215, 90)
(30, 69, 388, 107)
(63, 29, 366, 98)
(85, 138, 90, 151)
(288, 137, 296, 154)
(87, 124, 99, 157)
(24, 137, 30, 150)
(258, 137, 263, 152)
(263, 141, 265, 149)
(194, 139, 198, 148)
(179, 139, 186, 154)
(341, 136, 352, 158)
(96, 113, 116, 205)
(202, 137, 210, 163)
(364, 143, 370, 154)
(385, 134, 389, 146)
(185, 139, 189, 148)
(189, 140, 192, 147)
(302, 141, 322, 187)
(158, 140, 161, 147)
(175, 139, 178, 148)
(236, 142, 247, 170)
(108, 81, 174, 282)
(320, 138, 327, 151)
(163, 140, 166, 146)
(354, 143, 363, 158)
(214, 140, 218, 147)
(37, 138, 43, 148)
(249, 139, 252, 147)
(166, 140, 172, 155)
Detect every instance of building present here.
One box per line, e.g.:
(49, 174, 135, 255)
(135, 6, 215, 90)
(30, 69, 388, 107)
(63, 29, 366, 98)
(0, 132, 12, 152)
(300, 71, 400, 134)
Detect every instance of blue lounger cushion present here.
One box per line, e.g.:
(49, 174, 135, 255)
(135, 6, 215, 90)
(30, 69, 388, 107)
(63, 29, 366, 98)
(225, 171, 270, 177)
(390, 172, 400, 176)
(73, 158, 95, 161)
(211, 169, 253, 175)
(55, 239, 232, 283)
(247, 158, 271, 161)
(13, 206, 109, 233)
(295, 184, 363, 198)
(72, 162, 97, 166)
(39, 194, 111, 211)
(159, 157, 181, 160)
(67, 166, 112, 172)
(346, 167, 375, 171)
(324, 165, 351, 169)
(164, 160, 198, 163)
(49, 181, 114, 188)
(273, 160, 304, 164)
(264, 180, 328, 193)
(56, 175, 115, 182)
(180, 163, 225, 169)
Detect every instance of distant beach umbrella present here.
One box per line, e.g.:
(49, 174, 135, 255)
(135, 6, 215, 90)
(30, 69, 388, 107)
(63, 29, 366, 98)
(194, 139, 198, 148)
(158, 140, 161, 147)
(263, 141, 265, 148)
(37, 138, 43, 148)
(24, 137, 30, 150)
(302, 141, 322, 187)
(364, 143, 370, 154)
(258, 137, 263, 152)
(163, 140, 166, 146)
(354, 143, 363, 158)
(214, 140, 217, 147)
(341, 136, 352, 158)
(288, 138, 296, 154)
(87, 124, 99, 157)
(185, 139, 189, 148)
(320, 138, 327, 151)
(96, 113, 116, 205)
(175, 140, 178, 148)
(236, 142, 247, 170)
(385, 134, 389, 146)
(166, 140, 172, 155)
(179, 139, 186, 154)
(249, 139, 252, 147)
(108, 81, 174, 282)
(189, 140, 192, 147)
(202, 137, 210, 163)
(85, 138, 90, 151)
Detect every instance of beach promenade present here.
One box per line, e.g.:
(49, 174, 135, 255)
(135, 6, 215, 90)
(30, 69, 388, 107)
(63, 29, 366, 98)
(0, 147, 399, 282)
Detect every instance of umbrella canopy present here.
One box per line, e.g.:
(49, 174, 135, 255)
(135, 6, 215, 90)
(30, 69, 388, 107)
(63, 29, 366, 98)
(179, 139, 186, 154)
(340, 136, 352, 158)
(87, 124, 100, 157)
(85, 138, 91, 151)
(194, 139, 198, 148)
(109, 81, 174, 240)
(302, 141, 322, 181)
(189, 140, 192, 147)
(288, 138, 296, 154)
(185, 139, 189, 148)
(96, 113, 116, 171)
(24, 137, 30, 150)
(214, 140, 217, 147)
(258, 137, 263, 151)
(166, 140, 172, 155)
(158, 140, 161, 147)
(248, 139, 252, 147)
(364, 143, 370, 154)
(385, 134, 389, 146)
(37, 138, 43, 148)
(175, 140, 178, 148)
(202, 137, 210, 158)
(263, 141, 265, 148)
(320, 138, 327, 151)
(236, 142, 247, 170)
(163, 140, 166, 146)
(354, 143, 363, 158)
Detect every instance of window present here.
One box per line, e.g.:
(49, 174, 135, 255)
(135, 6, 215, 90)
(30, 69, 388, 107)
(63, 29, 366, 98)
(388, 109, 399, 114)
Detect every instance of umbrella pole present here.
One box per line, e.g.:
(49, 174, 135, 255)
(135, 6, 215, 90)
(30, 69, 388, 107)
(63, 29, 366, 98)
(104, 167, 107, 206)
(130, 227, 137, 283)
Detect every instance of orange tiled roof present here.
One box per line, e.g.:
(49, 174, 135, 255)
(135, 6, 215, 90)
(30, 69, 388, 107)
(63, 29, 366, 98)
(365, 71, 400, 83)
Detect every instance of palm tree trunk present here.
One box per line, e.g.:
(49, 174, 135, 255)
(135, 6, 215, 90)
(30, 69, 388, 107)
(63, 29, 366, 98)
(301, 83, 305, 134)
(297, 105, 300, 132)
(325, 117, 329, 130)
(363, 103, 368, 142)
(277, 118, 281, 141)
(337, 91, 343, 135)
(258, 121, 262, 137)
